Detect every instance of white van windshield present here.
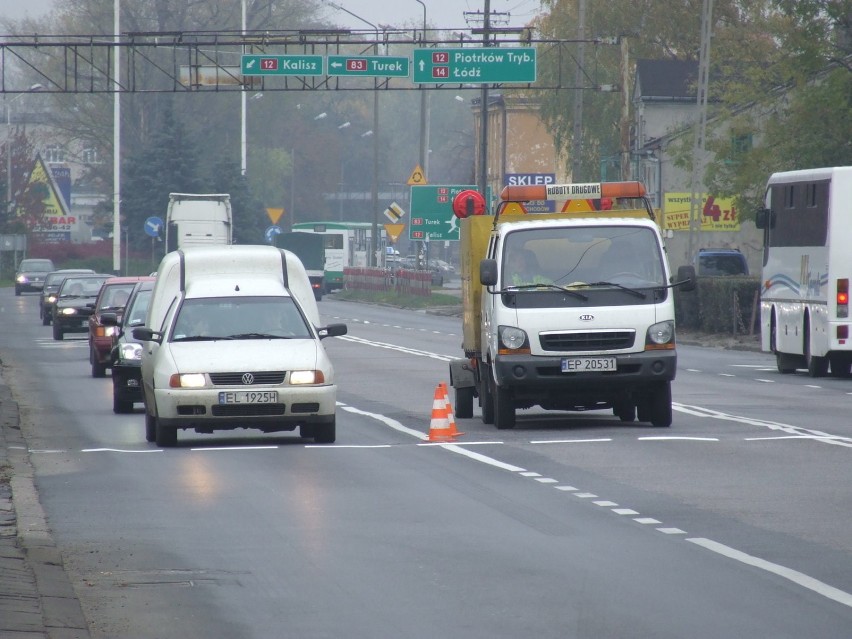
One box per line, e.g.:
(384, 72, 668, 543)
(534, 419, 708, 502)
(171, 296, 312, 341)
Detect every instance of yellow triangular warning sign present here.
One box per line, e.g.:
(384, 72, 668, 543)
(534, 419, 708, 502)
(266, 207, 284, 224)
(18, 153, 71, 228)
(407, 164, 427, 186)
(561, 198, 596, 213)
(384, 224, 405, 243)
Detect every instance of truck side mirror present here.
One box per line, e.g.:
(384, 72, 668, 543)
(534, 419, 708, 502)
(480, 259, 497, 286)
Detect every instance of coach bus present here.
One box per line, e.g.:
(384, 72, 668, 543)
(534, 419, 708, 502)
(756, 166, 852, 377)
(290, 222, 383, 291)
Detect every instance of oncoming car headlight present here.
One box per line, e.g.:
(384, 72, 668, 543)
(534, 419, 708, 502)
(646, 320, 675, 349)
(119, 343, 142, 361)
(60, 307, 78, 316)
(169, 373, 206, 388)
(290, 370, 325, 385)
(498, 325, 530, 354)
(47, 295, 57, 304)
(16, 275, 28, 284)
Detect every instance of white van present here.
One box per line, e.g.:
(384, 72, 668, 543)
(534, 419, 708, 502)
(135, 245, 347, 447)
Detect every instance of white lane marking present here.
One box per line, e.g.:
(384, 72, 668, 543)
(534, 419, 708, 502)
(685, 368, 701, 372)
(658, 528, 687, 535)
(439, 443, 526, 472)
(637, 436, 719, 442)
(340, 405, 427, 440)
(306, 444, 393, 449)
(688, 538, 852, 609)
(82, 448, 162, 453)
(555, 486, 578, 491)
(534, 477, 559, 484)
(574, 493, 598, 499)
(191, 446, 278, 452)
(530, 438, 612, 444)
(634, 517, 662, 525)
(594, 501, 618, 507)
(613, 509, 640, 515)
(756, 378, 775, 383)
(338, 334, 455, 361)
(719, 373, 735, 377)
(804, 384, 822, 389)
(521, 471, 541, 477)
(730, 365, 766, 368)
(745, 435, 845, 442)
(673, 403, 852, 448)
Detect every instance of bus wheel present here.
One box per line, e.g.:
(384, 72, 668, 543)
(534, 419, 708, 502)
(771, 316, 796, 374)
(804, 333, 828, 377)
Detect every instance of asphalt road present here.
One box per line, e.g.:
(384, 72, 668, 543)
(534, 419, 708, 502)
(2, 289, 851, 638)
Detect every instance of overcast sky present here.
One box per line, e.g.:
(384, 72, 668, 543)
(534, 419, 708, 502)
(0, 1, 542, 31)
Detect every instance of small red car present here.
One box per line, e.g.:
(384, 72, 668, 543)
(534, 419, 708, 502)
(88, 276, 155, 377)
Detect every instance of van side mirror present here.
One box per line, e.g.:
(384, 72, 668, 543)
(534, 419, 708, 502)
(318, 323, 348, 339)
(132, 327, 161, 343)
(676, 265, 697, 292)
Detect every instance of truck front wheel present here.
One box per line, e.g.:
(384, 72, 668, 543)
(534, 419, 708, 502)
(493, 383, 516, 430)
(650, 382, 672, 428)
(480, 365, 494, 424)
(455, 386, 474, 419)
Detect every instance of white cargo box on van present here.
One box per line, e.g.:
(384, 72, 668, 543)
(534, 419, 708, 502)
(146, 245, 320, 333)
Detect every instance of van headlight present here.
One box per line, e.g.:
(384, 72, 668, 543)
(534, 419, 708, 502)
(646, 320, 675, 349)
(290, 370, 325, 385)
(169, 373, 206, 388)
(498, 326, 530, 354)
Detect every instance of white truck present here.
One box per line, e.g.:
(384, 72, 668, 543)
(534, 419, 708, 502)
(448, 181, 695, 430)
(165, 193, 233, 251)
(135, 245, 347, 447)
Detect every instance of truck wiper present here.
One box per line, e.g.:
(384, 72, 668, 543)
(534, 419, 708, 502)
(504, 283, 588, 301)
(585, 281, 648, 299)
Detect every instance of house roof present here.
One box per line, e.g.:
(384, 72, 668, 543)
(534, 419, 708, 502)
(635, 59, 698, 101)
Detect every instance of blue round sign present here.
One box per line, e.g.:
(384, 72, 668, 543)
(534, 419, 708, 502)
(265, 225, 282, 244)
(144, 216, 164, 238)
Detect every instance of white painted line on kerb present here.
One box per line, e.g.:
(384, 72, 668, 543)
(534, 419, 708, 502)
(688, 538, 852, 609)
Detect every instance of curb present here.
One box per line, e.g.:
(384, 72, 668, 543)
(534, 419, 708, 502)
(0, 377, 91, 639)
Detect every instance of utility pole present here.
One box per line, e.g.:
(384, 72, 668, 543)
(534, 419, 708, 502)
(571, 0, 586, 180)
(477, 0, 492, 204)
(687, 0, 714, 265)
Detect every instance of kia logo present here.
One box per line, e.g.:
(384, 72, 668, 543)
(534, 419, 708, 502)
(241, 373, 255, 385)
(579, 314, 594, 322)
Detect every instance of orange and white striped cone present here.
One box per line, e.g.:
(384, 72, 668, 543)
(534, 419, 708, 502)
(427, 384, 454, 442)
(439, 382, 463, 439)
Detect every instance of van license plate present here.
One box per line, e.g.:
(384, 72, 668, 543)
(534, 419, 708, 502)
(561, 357, 617, 372)
(219, 391, 279, 404)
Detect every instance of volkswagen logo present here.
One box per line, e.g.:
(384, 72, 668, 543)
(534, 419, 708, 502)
(579, 314, 595, 322)
(241, 373, 255, 385)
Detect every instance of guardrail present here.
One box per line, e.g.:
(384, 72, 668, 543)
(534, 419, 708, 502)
(343, 267, 432, 296)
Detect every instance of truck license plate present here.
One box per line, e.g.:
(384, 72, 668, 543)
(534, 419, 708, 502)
(218, 390, 279, 404)
(561, 357, 617, 372)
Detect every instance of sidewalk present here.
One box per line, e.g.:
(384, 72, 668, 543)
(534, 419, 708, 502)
(0, 378, 90, 639)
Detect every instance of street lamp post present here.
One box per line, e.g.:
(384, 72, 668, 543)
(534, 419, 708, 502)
(326, 1, 381, 266)
(414, 0, 429, 268)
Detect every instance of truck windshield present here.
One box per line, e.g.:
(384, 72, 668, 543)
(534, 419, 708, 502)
(502, 226, 666, 290)
(171, 296, 312, 341)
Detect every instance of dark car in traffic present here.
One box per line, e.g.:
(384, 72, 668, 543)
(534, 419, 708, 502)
(88, 275, 155, 378)
(15, 258, 56, 295)
(104, 280, 155, 413)
(52, 274, 111, 340)
(39, 269, 96, 325)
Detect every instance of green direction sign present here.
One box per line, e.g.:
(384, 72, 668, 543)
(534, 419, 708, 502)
(410, 185, 490, 242)
(327, 55, 409, 78)
(413, 47, 536, 84)
(241, 54, 324, 76)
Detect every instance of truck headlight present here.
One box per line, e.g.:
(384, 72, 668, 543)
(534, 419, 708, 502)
(498, 326, 530, 353)
(646, 320, 675, 349)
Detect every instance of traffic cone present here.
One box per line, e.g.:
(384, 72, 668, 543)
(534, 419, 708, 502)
(440, 382, 463, 439)
(427, 384, 454, 442)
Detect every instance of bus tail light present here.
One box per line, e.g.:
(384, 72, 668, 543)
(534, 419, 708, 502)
(837, 279, 848, 318)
